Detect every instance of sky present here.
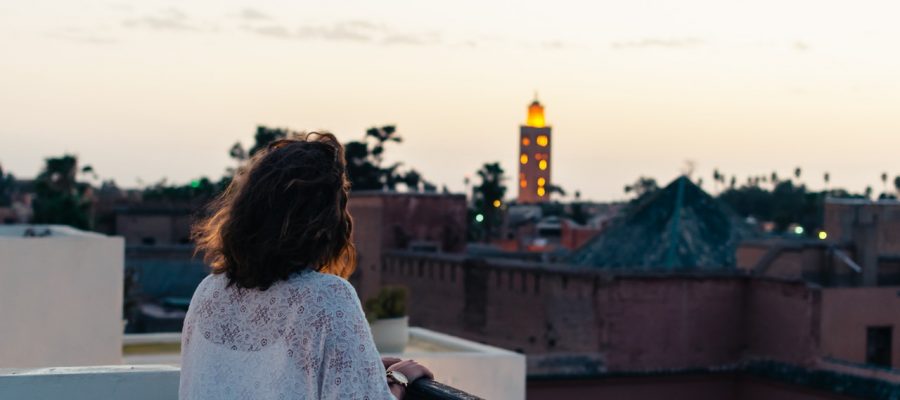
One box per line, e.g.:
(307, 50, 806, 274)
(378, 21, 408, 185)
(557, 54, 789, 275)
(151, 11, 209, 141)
(1, 0, 898, 201)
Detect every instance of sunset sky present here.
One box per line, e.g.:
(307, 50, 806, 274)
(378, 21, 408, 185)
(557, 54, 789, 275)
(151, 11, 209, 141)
(1, 0, 898, 200)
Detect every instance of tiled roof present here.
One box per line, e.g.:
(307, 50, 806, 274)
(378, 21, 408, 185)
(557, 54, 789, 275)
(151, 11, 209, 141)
(568, 176, 758, 269)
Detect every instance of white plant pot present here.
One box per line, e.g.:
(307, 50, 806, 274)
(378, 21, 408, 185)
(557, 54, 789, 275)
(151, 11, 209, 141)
(370, 316, 409, 353)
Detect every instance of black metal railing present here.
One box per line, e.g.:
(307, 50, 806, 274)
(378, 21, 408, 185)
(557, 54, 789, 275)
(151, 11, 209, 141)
(407, 379, 484, 400)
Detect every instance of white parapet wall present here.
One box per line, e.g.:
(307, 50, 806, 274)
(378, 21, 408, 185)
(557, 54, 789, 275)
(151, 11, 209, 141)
(385, 328, 526, 400)
(0, 225, 124, 368)
(0, 365, 179, 400)
(119, 327, 527, 399)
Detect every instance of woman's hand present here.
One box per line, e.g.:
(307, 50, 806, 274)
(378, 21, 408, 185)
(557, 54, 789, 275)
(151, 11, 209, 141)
(382, 356, 402, 370)
(387, 359, 434, 382)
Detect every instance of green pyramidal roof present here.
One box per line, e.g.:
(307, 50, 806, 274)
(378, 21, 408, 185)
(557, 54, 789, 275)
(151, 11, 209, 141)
(568, 176, 759, 269)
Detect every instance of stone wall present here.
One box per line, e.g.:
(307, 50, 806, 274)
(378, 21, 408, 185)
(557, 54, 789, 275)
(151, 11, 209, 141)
(381, 252, 831, 374)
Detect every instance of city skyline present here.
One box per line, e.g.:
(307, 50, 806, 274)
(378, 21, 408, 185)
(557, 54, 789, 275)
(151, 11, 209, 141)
(1, 0, 899, 200)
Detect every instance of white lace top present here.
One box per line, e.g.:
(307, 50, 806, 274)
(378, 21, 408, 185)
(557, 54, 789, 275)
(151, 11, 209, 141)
(179, 271, 395, 400)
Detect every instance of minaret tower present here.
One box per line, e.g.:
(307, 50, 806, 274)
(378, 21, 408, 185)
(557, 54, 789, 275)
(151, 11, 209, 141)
(517, 95, 552, 203)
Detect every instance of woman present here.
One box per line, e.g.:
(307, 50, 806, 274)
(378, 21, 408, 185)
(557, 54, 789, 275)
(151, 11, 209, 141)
(180, 133, 432, 399)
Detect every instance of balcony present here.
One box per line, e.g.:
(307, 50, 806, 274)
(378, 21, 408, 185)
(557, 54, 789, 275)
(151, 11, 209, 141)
(0, 225, 524, 399)
(1, 327, 521, 399)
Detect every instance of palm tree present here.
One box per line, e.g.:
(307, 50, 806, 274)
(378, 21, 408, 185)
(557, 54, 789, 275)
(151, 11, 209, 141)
(894, 175, 900, 196)
(881, 172, 889, 194)
(473, 162, 506, 242)
(713, 169, 722, 193)
(794, 167, 802, 181)
(366, 125, 402, 168)
(32, 155, 92, 229)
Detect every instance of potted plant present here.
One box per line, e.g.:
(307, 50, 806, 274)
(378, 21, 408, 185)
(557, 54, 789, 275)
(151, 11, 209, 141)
(364, 286, 409, 353)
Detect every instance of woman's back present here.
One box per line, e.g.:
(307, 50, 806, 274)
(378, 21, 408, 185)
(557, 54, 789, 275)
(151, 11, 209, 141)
(180, 271, 393, 400)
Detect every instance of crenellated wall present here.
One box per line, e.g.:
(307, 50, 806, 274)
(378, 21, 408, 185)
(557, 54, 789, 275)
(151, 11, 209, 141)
(381, 251, 833, 375)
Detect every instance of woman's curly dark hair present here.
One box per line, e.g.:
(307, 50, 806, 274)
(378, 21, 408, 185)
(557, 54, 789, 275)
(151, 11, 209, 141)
(192, 132, 356, 290)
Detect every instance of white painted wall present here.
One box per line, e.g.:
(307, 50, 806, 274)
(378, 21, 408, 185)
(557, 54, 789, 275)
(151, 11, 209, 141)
(0, 225, 124, 368)
(0, 365, 179, 400)
(386, 328, 527, 400)
(119, 328, 527, 400)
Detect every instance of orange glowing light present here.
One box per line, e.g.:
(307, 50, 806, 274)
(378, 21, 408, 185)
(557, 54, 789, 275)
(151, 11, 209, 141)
(520, 179, 527, 188)
(526, 100, 545, 128)
(492, 199, 501, 208)
(522, 137, 531, 146)
(536, 135, 549, 147)
(539, 160, 548, 170)
(537, 187, 546, 197)
(537, 177, 546, 187)
(520, 154, 528, 164)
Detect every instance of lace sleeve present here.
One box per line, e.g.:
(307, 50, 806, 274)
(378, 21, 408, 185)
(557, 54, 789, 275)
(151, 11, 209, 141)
(319, 278, 395, 400)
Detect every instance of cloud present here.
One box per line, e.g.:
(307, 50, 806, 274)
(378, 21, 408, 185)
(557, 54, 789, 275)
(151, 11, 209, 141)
(296, 20, 385, 42)
(244, 25, 292, 39)
(611, 38, 704, 49)
(123, 8, 199, 31)
(541, 40, 565, 50)
(243, 19, 440, 46)
(46, 28, 117, 45)
(237, 8, 271, 21)
(382, 32, 441, 46)
(793, 41, 811, 52)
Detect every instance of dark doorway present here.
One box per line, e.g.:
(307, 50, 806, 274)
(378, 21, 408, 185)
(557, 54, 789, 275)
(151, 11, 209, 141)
(866, 326, 893, 367)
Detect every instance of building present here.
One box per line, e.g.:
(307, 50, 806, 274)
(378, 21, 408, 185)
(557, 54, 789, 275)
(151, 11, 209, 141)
(381, 251, 900, 399)
(517, 96, 553, 204)
(738, 198, 900, 287)
(347, 191, 468, 301)
(347, 185, 900, 398)
(113, 206, 194, 246)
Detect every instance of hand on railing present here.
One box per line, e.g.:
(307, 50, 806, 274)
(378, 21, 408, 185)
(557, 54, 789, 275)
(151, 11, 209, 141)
(407, 379, 485, 400)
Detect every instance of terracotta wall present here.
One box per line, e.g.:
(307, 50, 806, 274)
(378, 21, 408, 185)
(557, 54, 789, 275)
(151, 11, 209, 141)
(824, 201, 900, 254)
(348, 192, 467, 301)
(820, 286, 900, 367)
(745, 279, 820, 366)
(381, 253, 824, 374)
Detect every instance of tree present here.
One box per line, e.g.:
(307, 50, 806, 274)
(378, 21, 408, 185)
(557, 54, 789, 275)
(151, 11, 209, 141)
(0, 163, 14, 207)
(229, 142, 247, 162)
(402, 169, 422, 192)
(713, 169, 722, 192)
(895, 176, 900, 196)
(31, 155, 93, 229)
(365, 125, 402, 167)
(344, 125, 411, 191)
(794, 167, 802, 181)
(548, 184, 566, 197)
(248, 126, 302, 156)
(624, 176, 659, 200)
(471, 162, 506, 242)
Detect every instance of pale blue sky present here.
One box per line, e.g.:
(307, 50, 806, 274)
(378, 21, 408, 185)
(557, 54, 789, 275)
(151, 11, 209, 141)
(1, 0, 898, 200)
